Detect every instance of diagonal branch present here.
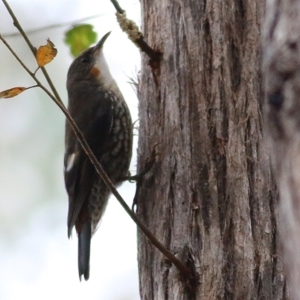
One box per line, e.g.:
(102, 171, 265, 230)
(110, 0, 125, 14)
(110, 0, 162, 68)
(1, 1, 195, 281)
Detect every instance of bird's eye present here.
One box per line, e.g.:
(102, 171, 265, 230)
(81, 57, 90, 64)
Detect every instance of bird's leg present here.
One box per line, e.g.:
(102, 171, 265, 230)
(122, 144, 158, 182)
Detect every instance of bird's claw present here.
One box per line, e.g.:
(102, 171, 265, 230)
(125, 144, 159, 212)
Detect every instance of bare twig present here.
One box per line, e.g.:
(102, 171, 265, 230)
(110, 0, 162, 67)
(110, 0, 125, 14)
(2, 14, 105, 38)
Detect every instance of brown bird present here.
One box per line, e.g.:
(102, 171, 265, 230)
(64, 32, 133, 280)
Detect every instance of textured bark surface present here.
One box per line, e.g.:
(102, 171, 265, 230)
(264, 1, 300, 299)
(137, 0, 286, 299)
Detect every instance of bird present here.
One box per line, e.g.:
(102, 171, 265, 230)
(64, 32, 133, 281)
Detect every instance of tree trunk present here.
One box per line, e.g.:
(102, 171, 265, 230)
(137, 0, 286, 299)
(263, 1, 300, 299)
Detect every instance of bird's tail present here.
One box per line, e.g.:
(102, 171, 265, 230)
(78, 221, 91, 281)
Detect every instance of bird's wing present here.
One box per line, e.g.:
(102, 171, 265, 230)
(65, 153, 95, 237)
(64, 97, 114, 237)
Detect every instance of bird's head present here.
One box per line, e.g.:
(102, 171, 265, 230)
(67, 32, 113, 86)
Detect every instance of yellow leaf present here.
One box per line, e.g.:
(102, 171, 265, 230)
(0, 87, 26, 99)
(36, 38, 58, 67)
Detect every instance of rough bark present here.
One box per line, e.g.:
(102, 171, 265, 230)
(137, 0, 286, 299)
(263, 1, 300, 299)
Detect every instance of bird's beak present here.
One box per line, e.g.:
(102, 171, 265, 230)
(93, 32, 111, 56)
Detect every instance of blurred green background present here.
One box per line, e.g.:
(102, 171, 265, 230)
(0, 0, 140, 299)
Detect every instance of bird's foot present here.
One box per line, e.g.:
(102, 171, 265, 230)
(121, 144, 158, 211)
(122, 143, 158, 182)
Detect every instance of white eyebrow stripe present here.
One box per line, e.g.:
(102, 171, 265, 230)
(66, 153, 76, 172)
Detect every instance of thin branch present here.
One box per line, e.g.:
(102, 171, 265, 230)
(2, 0, 62, 104)
(0, 34, 35, 77)
(1, 33, 191, 284)
(110, 0, 125, 13)
(1, 34, 192, 279)
(1, 1, 195, 280)
(2, 14, 105, 38)
(110, 0, 162, 67)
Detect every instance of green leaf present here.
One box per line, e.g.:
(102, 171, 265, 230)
(64, 24, 97, 57)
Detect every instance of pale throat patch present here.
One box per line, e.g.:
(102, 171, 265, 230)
(94, 52, 121, 94)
